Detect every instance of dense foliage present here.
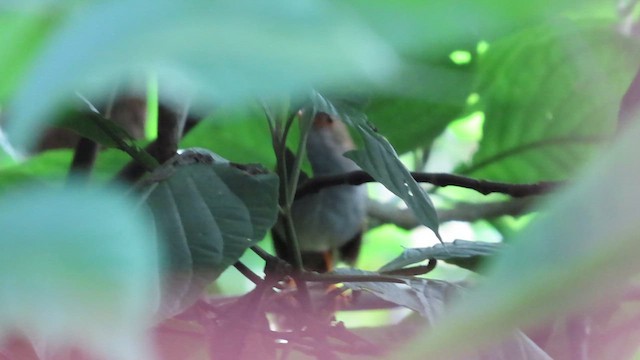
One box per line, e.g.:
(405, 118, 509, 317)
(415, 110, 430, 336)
(1, 1, 640, 359)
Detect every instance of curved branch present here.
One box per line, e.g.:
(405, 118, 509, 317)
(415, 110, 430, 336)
(368, 197, 539, 230)
(295, 170, 560, 199)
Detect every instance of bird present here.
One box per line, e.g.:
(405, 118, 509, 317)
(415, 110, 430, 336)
(272, 112, 367, 272)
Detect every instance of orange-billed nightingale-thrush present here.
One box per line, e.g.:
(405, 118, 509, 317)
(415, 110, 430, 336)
(272, 112, 367, 272)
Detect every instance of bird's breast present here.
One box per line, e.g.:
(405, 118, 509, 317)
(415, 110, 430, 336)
(289, 184, 366, 252)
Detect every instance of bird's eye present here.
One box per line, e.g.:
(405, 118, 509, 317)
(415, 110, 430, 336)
(314, 112, 334, 126)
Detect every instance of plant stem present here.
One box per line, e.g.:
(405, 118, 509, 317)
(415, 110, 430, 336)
(89, 112, 159, 171)
(265, 105, 312, 310)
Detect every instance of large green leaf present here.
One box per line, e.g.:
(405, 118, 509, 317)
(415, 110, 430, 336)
(349, 0, 610, 59)
(400, 91, 640, 359)
(363, 38, 479, 154)
(459, 20, 640, 182)
(379, 240, 503, 273)
(4, 0, 399, 152)
(140, 149, 278, 316)
(0, 185, 158, 360)
(311, 93, 441, 239)
(0, 9, 60, 103)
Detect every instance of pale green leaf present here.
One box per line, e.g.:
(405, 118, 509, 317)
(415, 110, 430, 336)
(401, 91, 640, 360)
(5, 0, 399, 151)
(0, 185, 159, 360)
(460, 21, 640, 182)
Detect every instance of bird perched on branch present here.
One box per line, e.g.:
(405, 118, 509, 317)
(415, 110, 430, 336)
(272, 112, 367, 272)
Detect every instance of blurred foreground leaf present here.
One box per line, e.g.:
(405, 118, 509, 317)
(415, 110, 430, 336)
(0, 185, 159, 360)
(5, 0, 399, 152)
(400, 87, 640, 360)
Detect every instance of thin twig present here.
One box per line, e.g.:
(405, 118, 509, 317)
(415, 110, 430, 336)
(296, 170, 560, 199)
(251, 245, 279, 262)
(265, 107, 313, 311)
(300, 272, 406, 284)
(286, 111, 312, 204)
(153, 102, 189, 164)
(233, 261, 263, 285)
(281, 109, 298, 148)
(381, 260, 437, 276)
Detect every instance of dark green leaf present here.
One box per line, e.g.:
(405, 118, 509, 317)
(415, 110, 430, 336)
(55, 108, 137, 148)
(459, 20, 640, 182)
(379, 240, 503, 273)
(311, 93, 440, 239)
(140, 149, 278, 316)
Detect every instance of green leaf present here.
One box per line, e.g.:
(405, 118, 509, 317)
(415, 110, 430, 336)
(0, 148, 134, 194)
(0, 9, 60, 103)
(180, 108, 275, 168)
(311, 93, 441, 239)
(55, 108, 137, 149)
(348, 0, 612, 66)
(459, 20, 640, 182)
(401, 95, 640, 359)
(337, 269, 550, 359)
(140, 149, 278, 316)
(0, 185, 159, 360)
(5, 0, 399, 152)
(379, 240, 503, 273)
(365, 52, 476, 154)
(366, 97, 465, 155)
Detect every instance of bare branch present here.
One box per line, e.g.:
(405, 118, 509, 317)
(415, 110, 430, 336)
(153, 102, 189, 164)
(368, 197, 540, 230)
(296, 170, 559, 200)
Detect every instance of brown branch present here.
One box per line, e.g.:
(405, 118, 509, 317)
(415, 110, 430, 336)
(115, 110, 201, 183)
(300, 272, 406, 284)
(295, 170, 559, 200)
(233, 261, 263, 285)
(67, 137, 99, 182)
